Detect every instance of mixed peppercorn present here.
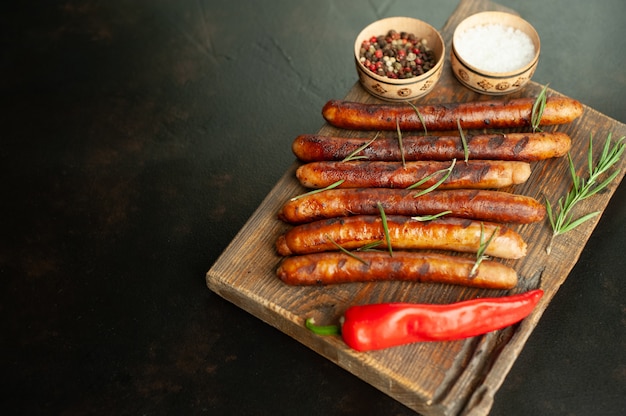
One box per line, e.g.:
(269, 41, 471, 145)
(359, 30, 437, 79)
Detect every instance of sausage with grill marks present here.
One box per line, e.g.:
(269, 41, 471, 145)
(278, 188, 546, 224)
(292, 132, 571, 162)
(277, 251, 518, 289)
(321, 97, 584, 131)
(296, 160, 531, 189)
(275, 215, 527, 259)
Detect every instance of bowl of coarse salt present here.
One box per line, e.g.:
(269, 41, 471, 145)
(451, 11, 540, 95)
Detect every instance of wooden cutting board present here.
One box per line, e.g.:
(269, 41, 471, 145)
(206, 0, 626, 414)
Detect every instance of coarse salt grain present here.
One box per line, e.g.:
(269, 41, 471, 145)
(455, 23, 535, 73)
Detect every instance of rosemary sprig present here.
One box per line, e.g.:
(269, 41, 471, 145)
(325, 234, 368, 264)
(409, 158, 457, 197)
(456, 118, 469, 163)
(342, 132, 380, 162)
(531, 83, 549, 132)
(469, 223, 499, 278)
(290, 179, 344, 201)
(406, 100, 427, 135)
(396, 118, 406, 168)
(411, 211, 452, 221)
(545, 132, 625, 254)
(377, 202, 393, 257)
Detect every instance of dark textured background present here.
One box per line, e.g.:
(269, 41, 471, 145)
(2, 1, 625, 414)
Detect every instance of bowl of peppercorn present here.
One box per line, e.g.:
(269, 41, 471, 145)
(450, 12, 541, 95)
(354, 16, 445, 101)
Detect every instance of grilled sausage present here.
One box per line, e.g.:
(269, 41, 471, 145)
(279, 188, 546, 224)
(275, 215, 527, 259)
(277, 251, 518, 289)
(321, 97, 584, 131)
(296, 160, 531, 189)
(292, 132, 572, 162)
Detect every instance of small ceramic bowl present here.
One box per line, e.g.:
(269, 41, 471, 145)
(354, 17, 445, 101)
(451, 11, 540, 95)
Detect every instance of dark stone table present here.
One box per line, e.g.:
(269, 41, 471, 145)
(2, 1, 624, 414)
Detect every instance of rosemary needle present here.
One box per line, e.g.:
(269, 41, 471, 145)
(456, 118, 469, 163)
(406, 100, 427, 135)
(411, 211, 452, 221)
(531, 83, 549, 132)
(409, 158, 457, 197)
(342, 132, 379, 162)
(356, 240, 385, 251)
(290, 179, 344, 201)
(377, 202, 393, 257)
(396, 118, 406, 168)
(470, 223, 499, 278)
(324, 234, 368, 264)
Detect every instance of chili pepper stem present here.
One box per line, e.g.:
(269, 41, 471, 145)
(305, 317, 340, 336)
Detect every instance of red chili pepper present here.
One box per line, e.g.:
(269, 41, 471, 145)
(306, 289, 543, 352)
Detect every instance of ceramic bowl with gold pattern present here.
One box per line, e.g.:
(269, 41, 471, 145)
(451, 11, 540, 95)
(354, 17, 445, 101)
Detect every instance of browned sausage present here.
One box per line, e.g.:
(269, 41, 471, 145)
(277, 251, 518, 289)
(275, 215, 527, 259)
(321, 97, 584, 131)
(296, 160, 531, 189)
(279, 188, 546, 224)
(292, 132, 572, 162)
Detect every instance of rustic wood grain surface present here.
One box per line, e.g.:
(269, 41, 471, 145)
(206, 0, 626, 414)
